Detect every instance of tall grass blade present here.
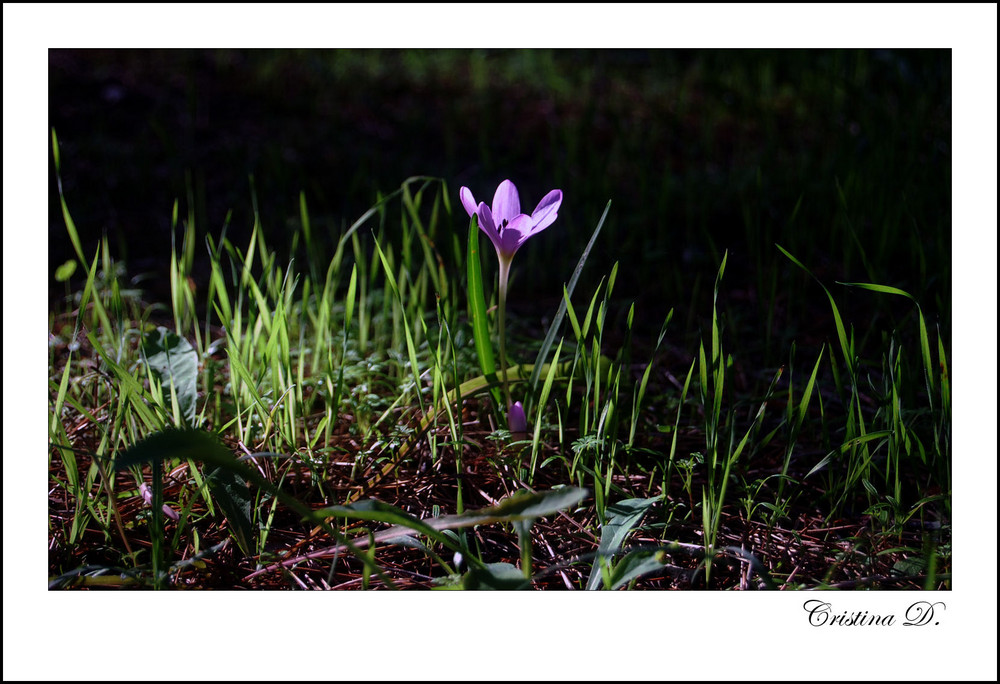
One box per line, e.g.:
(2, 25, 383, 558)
(529, 199, 611, 392)
(777, 244, 854, 376)
(467, 215, 498, 397)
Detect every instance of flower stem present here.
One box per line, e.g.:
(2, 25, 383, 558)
(497, 256, 512, 412)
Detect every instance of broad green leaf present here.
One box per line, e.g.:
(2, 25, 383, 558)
(462, 563, 531, 590)
(321, 498, 450, 546)
(141, 326, 199, 426)
(475, 486, 587, 521)
(608, 548, 668, 590)
(587, 496, 661, 590)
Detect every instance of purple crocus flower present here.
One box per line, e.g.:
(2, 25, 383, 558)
(459, 180, 561, 436)
(460, 179, 562, 263)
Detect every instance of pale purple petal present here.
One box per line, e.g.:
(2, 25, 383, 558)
(477, 203, 504, 254)
(462, 180, 559, 262)
(498, 214, 534, 258)
(508, 401, 527, 433)
(477, 202, 496, 234)
(529, 189, 562, 233)
(459, 187, 479, 218)
(141, 482, 180, 521)
(491, 179, 521, 225)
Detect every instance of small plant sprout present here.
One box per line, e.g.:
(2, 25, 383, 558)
(139, 482, 180, 521)
(460, 179, 562, 429)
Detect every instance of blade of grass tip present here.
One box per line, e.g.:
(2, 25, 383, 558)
(52, 129, 87, 267)
(529, 339, 563, 481)
(78, 250, 114, 354)
(668, 357, 697, 478)
(580, 276, 605, 342)
(793, 345, 824, 437)
(837, 280, 936, 401)
(334, 263, 359, 421)
(412, 207, 444, 299)
(562, 285, 583, 344)
(374, 235, 425, 414)
(936, 327, 949, 416)
(777, 244, 854, 377)
(182, 185, 197, 277)
(834, 177, 876, 282)
(712, 250, 727, 368)
(629, 309, 673, 450)
(335, 176, 443, 255)
(529, 199, 611, 393)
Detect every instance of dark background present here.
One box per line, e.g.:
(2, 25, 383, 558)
(49, 48, 951, 359)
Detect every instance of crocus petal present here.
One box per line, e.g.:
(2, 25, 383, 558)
(508, 401, 528, 433)
(498, 214, 534, 259)
(459, 186, 479, 218)
(529, 189, 562, 233)
(141, 482, 180, 521)
(491, 179, 521, 225)
(461, 180, 560, 262)
(477, 202, 504, 255)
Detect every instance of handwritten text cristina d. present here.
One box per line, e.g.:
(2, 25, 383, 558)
(803, 600, 945, 627)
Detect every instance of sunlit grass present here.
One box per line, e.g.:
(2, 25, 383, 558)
(48, 127, 950, 590)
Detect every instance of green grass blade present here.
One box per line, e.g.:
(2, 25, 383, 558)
(467, 215, 497, 386)
(778, 244, 854, 375)
(838, 280, 936, 398)
(529, 199, 611, 392)
(529, 340, 564, 478)
(52, 129, 87, 266)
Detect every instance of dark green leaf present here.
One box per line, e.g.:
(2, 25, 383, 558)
(206, 466, 255, 556)
(608, 549, 668, 590)
(141, 326, 199, 426)
(462, 562, 531, 590)
(587, 496, 661, 589)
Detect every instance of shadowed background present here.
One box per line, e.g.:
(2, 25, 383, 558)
(49, 48, 951, 359)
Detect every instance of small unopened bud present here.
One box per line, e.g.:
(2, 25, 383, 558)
(139, 482, 181, 521)
(508, 401, 528, 434)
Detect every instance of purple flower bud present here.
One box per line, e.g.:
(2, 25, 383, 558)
(508, 401, 528, 434)
(139, 482, 180, 521)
